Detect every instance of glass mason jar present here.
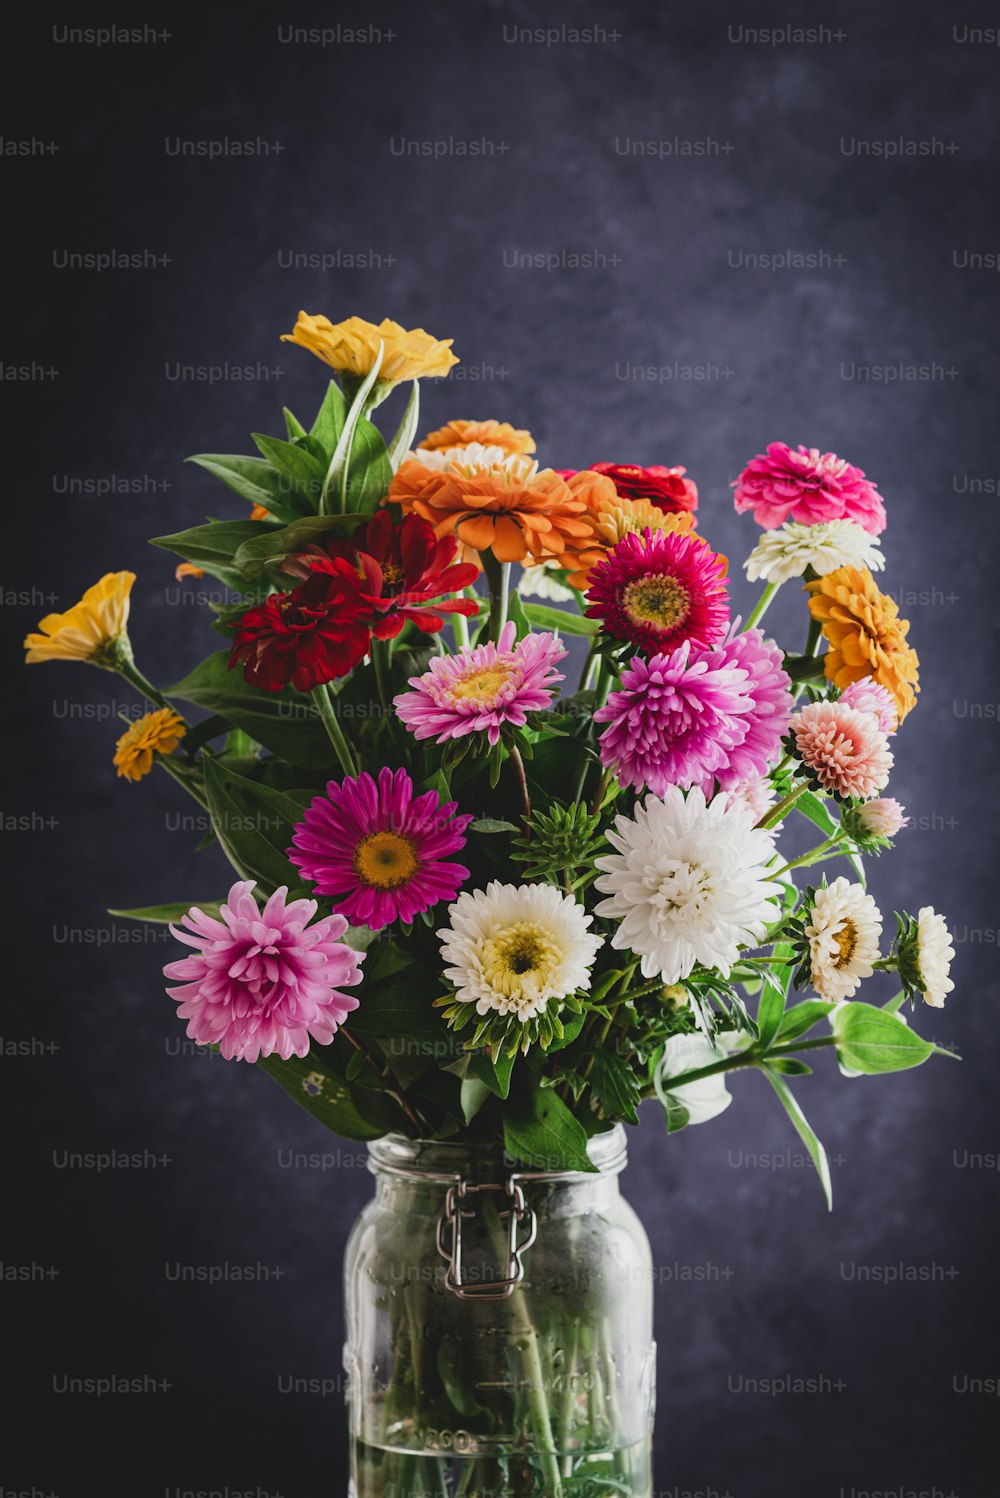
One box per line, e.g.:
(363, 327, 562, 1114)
(344, 1126, 655, 1498)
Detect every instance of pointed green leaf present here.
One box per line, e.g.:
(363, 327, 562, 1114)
(761, 1065, 833, 1210)
(151, 519, 274, 587)
(167, 651, 338, 771)
(251, 433, 325, 504)
(777, 999, 836, 1043)
(202, 758, 304, 894)
(321, 341, 385, 512)
(344, 416, 393, 515)
(503, 1079, 596, 1172)
(185, 453, 311, 525)
(830, 1002, 937, 1074)
(109, 901, 223, 924)
(283, 407, 307, 440)
(385, 380, 421, 472)
(521, 603, 597, 637)
(310, 379, 348, 454)
(233, 513, 365, 580)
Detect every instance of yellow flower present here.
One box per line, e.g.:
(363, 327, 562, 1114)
(805, 565, 920, 722)
(113, 708, 186, 783)
(418, 419, 535, 456)
(281, 312, 459, 384)
(24, 571, 136, 667)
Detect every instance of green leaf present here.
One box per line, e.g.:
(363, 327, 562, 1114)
(588, 1050, 641, 1125)
(470, 818, 520, 834)
(310, 380, 348, 454)
(460, 1074, 492, 1126)
(257, 1047, 395, 1140)
(756, 982, 788, 1052)
(350, 974, 455, 1047)
(251, 432, 326, 505)
(507, 589, 532, 642)
(322, 344, 385, 511)
(436, 1339, 494, 1424)
(233, 512, 364, 580)
(167, 651, 337, 771)
(109, 901, 222, 924)
(185, 453, 311, 525)
(830, 1002, 936, 1075)
(661, 1093, 690, 1134)
(344, 416, 394, 515)
(503, 1079, 596, 1172)
(283, 407, 307, 441)
(761, 1065, 833, 1210)
(521, 603, 597, 637)
(385, 380, 420, 472)
(776, 999, 836, 1043)
(151, 519, 274, 587)
(468, 1049, 514, 1100)
(202, 758, 303, 894)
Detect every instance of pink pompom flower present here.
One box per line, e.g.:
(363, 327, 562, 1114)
(733, 443, 887, 535)
(394, 620, 566, 747)
(164, 881, 364, 1063)
(839, 676, 899, 735)
(789, 700, 893, 801)
(855, 797, 909, 838)
(595, 628, 792, 798)
(288, 766, 471, 930)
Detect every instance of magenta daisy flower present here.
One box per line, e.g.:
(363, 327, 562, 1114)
(394, 620, 566, 747)
(288, 766, 471, 930)
(708, 627, 794, 790)
(733, 442, 887, 534)
(585, 529, 730, 655)
(164, 881, 364, 1063)
(595, 627, 792, 797)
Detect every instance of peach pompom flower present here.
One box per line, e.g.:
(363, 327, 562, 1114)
(418, 419, 535, 456)
(788, 699, 893, 802)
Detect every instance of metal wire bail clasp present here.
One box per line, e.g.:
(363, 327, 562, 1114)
(435, 1177, 538, 1300)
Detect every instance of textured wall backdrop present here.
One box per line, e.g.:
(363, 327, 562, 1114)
(5, 2, 999, 1494)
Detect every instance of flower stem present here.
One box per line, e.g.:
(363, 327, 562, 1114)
(451, 593, 471, 651)
(482, 552, 511, 643)
(116, 653, 169, 710)
(773, 834, 844, 877)
(756, 781, 808, 830)
(311, 684, 356, 777)
(744, 580, 781, 631)
(662, 1034, 838, 1090)
(508, 744, 532, 827)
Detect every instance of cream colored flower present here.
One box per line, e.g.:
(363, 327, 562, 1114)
(745, 520, 885, 586)
(913, 907, 956, 1009)
(805, 878, 882, 1003)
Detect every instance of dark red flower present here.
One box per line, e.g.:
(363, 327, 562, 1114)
(561, 463, 699, 516)
(229, 571, 371, 693)
(295, 510, 480, 640)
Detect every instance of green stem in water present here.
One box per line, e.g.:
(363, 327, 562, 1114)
(756, 781, 809, 830)
(744, 580, 781, 631)
(311, 684, 356, 777)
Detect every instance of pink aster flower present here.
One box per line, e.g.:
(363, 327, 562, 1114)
(789, 700, 893, 801)
(733, 443, 887, 535)
(586, 528, 730, 655)
(394, 620, 566, 747)
(719, 776, 778, 825)
(288, 766, 471, 930)
(164, 881, 363, 1063)
(855, 797, 909, 838)
(595, 628, 792, 797)
(839, 676, 899, 735)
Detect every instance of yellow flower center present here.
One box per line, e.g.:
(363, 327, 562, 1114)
(381, 561, 405, 589)
(834, 919, 859, 968)
(449, 663, 514, 705)
(353, 831, 419, 889)
(623, 575, 690, 631)
(481, 921, 563, 1000)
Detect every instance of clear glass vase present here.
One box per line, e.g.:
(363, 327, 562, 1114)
(344, 1126, 654, 1497)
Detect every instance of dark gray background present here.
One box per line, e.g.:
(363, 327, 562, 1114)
(4, 1, 999, 1493)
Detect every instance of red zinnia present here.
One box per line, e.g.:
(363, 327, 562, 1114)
(291, 511, 480, 639)
(559, 464, 698, 516)
(229, 570, 371, 693)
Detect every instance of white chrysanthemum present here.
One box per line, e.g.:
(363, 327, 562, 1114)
(593, 787, 782, 984)
(658, 1033, 733, 1125)
(744, 520, 886, 586)
(805, 877, 882, 1003)
(438, 881, 603, 1022)
(407, 443, 538, 480)
(915, 906, 955, 1009)
(518, 561, 575, 603)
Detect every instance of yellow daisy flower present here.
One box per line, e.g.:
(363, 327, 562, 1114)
(114, 708, 186, 783)
(24, 571, 136, 667)
(281, 312, 458, 384)
(806, 565, 919, 722)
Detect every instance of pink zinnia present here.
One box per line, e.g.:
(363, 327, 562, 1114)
(164, 881, 364, 1063)
(839, 676, 899, 735)
(586, 528, 730, 655)
(733, 443, 887, 534)
(394, 620, 566, 747)
(288, 767, 471, 930)
(789, 700, 893, 801)
(595, 628, 792, 797)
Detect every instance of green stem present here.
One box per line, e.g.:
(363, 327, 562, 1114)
(590, 765, 613, 818)
(744, 580, 781, 631)
(664, 1034, 837, 1089)
(756, 781, 808, 829)
(451, 593, 471, 651)
(508, 744, 532, 826)
(116, 653, 169, 710)
(311, 684, 356, 777)
(156, 753, 209, 810)
(482, 552, 511, 643)
(773, 834, 844, 877)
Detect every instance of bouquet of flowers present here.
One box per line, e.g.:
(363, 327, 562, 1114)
(25, 311, 956, 1204)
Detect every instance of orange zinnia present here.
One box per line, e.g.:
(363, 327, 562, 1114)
(806, 565, 919, 722)
(390, 458, 591, 564)
(558, 475, 700, 590)
(417, 419, 536, 457)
